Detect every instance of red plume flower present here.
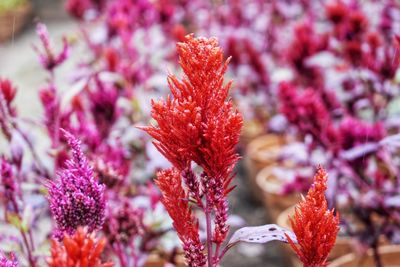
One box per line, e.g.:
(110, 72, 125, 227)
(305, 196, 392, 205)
(47, 227, 113, 267)
(287, 166, 340, 267)
(142, 34, 243, 183)
(142, 35, 243, 265)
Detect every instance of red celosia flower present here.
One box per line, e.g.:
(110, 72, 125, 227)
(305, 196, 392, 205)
(287, 167, 340, 267)
(47, 227, 113, 267)
(143, 35, 243, 265)
(155, 168, 206, 267)
(143, 34, 243, 185)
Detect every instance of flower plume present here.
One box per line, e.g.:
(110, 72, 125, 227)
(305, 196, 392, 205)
(48, 129, 106, 238)
(287, 166, 340, 267)
(142, 34, 243, 188)
(47, 227, 113, 267)
(142, 34, 243, 265)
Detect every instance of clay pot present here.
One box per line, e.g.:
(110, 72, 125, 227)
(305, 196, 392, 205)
(0, 2, 32, 42)
(240, 119, 265, 146)
(244, 134, 288, 200)
(329, 245, 400, 267)
(277, 205, 353, 267)
(144, 252, 186, 267)
(255, 166, 301, 222)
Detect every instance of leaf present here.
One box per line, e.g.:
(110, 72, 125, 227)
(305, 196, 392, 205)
(7, 213, 22, 230)
(227, 224, 297, 247)
(339, 142, 379, 160)
(384, 196, 400, 208)
(380, 134, 400, 149)
(21, 205, 34, 233)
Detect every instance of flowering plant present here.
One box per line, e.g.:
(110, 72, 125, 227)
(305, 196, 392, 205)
(276, 1, 400, 265)
(142, 33, 342, 267)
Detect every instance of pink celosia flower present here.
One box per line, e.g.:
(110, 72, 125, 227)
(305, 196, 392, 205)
(0, 158, 17, 209)
(65, 0, 105, 19)
(338, 117, 386, 150)
(34, 23, 69, 72)
(103, 199, 144, 245)
(39, 85, 61, 146)
(278, 82, 339, 150)
(88, 76, 119, 139)
(48, 130, 106, 239)
(0, 253, 19, 267)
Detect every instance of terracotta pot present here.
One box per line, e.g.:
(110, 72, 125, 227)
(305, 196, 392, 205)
(255, 166, 301, 222)
(240, 120, 265, 146)
(244, 134, 288, 201)
(329, 245, 400, 267)
(144, 252, 186, 267)
(277, 205, 353, 267)
(0, 2, 32, 42)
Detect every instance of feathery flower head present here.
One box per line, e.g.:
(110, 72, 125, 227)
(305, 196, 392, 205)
(0, 158, 18, 209)
(0, 78, 17, 139)
(89, 76, 119, 139)
(338, 117, 386, 150)
(142, 35, 243, 250)
(103, 199, 144, 245)
(143, 34, 243, 183)
(156, 168, 206, 267)
(0, 79, 17, 107)
(47, 227, 113, 267)
(0, 253, 19, 267)
(39, 85, 61, 145)
(65, 0, 105, 19)
(48, 130, 106, 239)
(278, 82, 339, 149)
(34, 23, 69, 71)
(287, 166, 340, 267)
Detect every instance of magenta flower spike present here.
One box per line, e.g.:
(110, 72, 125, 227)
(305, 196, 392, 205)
(34, 23, 69, 72)
(48, 129, 106, 239)
(0, 253, 19, 267)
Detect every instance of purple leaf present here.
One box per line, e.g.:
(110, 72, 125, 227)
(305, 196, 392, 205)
(228, 224, 297, 247)
(380, 134, 400, 149)
(385, 196, 400, 208)
(339, 142, 379, 160)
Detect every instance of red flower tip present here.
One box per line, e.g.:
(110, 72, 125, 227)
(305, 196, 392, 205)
(143, 34, 243, 184)
(287, 166, 340, 267)
(47, 227, 113, 267)
(0, 78, 17, 105)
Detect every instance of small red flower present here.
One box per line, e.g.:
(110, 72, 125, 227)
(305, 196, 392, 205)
(0, 79, 17, 106)
(287, 166, 340, 267)
(47, 227, 113, 267)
